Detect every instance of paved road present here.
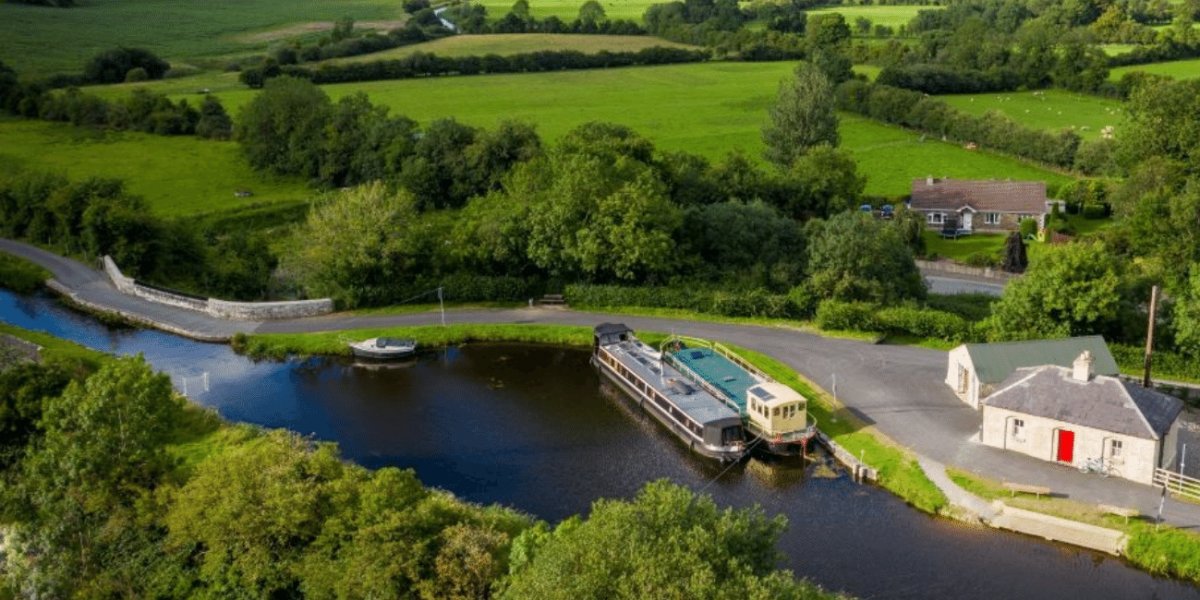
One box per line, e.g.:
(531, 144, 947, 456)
(6, 237, 1200, 527)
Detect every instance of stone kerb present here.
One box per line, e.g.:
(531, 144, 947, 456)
(915, 259, 1015, 281)
(102, 256, 335, 321)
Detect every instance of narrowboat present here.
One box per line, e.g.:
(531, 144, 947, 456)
(592, 324, 746, 462)
(662, 337, 815, 456)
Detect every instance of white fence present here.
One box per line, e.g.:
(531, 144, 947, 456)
(1154, 468, 1200, 501)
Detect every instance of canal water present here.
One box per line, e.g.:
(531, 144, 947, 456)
(2, 289, 1198, 600)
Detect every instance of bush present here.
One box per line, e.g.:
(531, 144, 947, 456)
(564, 284, 805, 319)
(964, 252, 998, 268)
(815, 300, 880, 332)
(876, 305, 969, 341)
(1018, 218, 1037, 239)
(124, 67, 148, 82)
(1081, 203, 1108, 219)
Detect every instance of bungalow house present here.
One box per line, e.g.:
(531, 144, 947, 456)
(945, 336, 1118, 409)
(909, 177, 1052, 234)
(981, 351, 1183, 485)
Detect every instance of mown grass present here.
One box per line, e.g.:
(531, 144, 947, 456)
(565, 303, 883, 342)
(939, 90, 1125, 140)
(0, 251, 50, 294)
(948, 467, 1200, 583)
(0, 322, 107, 369)
(728, 344, 949, 514)
(922, 231, 1008, 263)
(326, 33, 697, 64)
(75, 61, 1071, 198)
(0, 0, 405, 76)
(234, 324, 599, 359)
(1110, 57, 1200, 81)
(1099, 43, 1140, 56)
(0, 119, 313, 218)
(805, 5, 937, 30)
(475, 0, 658, 22)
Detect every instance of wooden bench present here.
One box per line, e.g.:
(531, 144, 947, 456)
(1098, 504, 1139, 524)
(539, 294, 566, 306)
(1003, 482, 1052, 498)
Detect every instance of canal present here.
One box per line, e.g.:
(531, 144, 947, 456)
(2, 289, 1197, 600)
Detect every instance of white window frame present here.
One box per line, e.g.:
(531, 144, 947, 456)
(927, 212, 944, 225)
(1011, 418, 1025, 442)
(1110, 439, 1123, 458)
(984, 212, 1001, 225)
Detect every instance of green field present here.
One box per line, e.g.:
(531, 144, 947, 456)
(326, 34, 697, 64)
(0, 0, 405, 76)
(940, 90, 1125, 140)
(0, 118, 311, 218)
(476, 0, 658, 22)
(1110, 57, 1200, 81)
(1099, 43, 1140, 56)
(157, 62, 1068, 197)
(806, 5, 937, 30)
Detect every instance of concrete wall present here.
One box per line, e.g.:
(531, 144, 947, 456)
(915, 259, 1015, 281)
(103, 256, 333, 321)
(945, 345, 985, 409)
(981, 405, 1161, 485)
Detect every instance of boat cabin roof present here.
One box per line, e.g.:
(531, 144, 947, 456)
(747, 381, 806, 408)
(603, 339, 741, 427)
(671, 347, 757, 411)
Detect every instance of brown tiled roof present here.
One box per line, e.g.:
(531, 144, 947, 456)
(909, 178, 1048, 214)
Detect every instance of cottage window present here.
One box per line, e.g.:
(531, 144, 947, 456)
(1110, 439, 1123, 457)
(1011, 418, 1025, 441)
(927, 212, 944, 225)
(984, 212, 1001, 225)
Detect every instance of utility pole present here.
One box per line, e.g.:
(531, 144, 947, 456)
(438, 287, 446, 327)
(1143, 285, 1159, 388)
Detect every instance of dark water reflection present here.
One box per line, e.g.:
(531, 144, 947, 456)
(2, 290, 1197, 599)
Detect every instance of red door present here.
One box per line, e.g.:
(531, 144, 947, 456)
(1056, 430, 1075, 463)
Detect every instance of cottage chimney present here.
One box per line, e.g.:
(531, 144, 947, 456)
(926, 175, 934, 186)
(1072, 351, 1094, 382)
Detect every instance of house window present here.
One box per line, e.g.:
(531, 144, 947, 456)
(984, 212, 1001, 225)
(1011, 418, 1025, 441)
(1110, 440, 1123, 457)
(927, 212, 944, 225)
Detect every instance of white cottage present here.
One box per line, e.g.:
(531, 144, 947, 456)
(945, 336, 1119, 409)
(980, 352, 1183, 485)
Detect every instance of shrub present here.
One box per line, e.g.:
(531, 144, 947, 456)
(1019, 218, 1037, 239)
(124, 67, 148, 82)
(815, 300, 880, 332)
(876, 305, 970, 341)
(965, 252, 998, 268)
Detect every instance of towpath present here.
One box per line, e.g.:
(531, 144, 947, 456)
(4, 237, 1199, 528)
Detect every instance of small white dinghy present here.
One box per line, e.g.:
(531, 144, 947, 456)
(348, 337, 417, 360)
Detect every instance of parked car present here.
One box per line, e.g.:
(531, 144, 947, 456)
(859, 204, 873, 213)
(880, 204, 895, 219)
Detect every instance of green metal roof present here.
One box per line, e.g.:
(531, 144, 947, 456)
(964, 335, 1119, 384)
(671, 347, 755, 414)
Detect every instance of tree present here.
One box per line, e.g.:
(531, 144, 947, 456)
(287, 182, 429, 307)
(502, 480, 821, 600)
(578, 0, 607, 25)
(83, 47, 170, 84)
(195, 94, 233, 140)
(1001, 231, 1028, 273)
(985, 242, 1129, 340)
(782, 144, 864, 218)
(806, 211, 926, 304)
(762, 62, 838, 168)
(235, 76, 332, 177)
(1173, 269, 1200, 357)
(0, 363, 71, 471)
(1120, 77, 1200, 174)
(681, 200, 805, 287)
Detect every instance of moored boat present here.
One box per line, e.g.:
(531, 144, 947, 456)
(349, 337, 417, 360)
(662, 336, 814, 456)
(592, 323, 746, 462)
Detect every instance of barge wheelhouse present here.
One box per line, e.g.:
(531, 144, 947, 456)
(663, 338, 814, 456)
(592, 324, 746, 462)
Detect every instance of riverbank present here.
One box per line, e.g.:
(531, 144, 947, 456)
(241, 325, 949, 516)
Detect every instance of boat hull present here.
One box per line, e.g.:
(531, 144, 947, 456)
(594, 356, 744, 463)
(350, 347, 416, 360)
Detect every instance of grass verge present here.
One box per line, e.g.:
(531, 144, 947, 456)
(0, 251, 51, 294)
(233, 324, 598, 359)
(948, 467, 1200, 583)
(567, 304, 883, 343)
(0, 322, 107, 370)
